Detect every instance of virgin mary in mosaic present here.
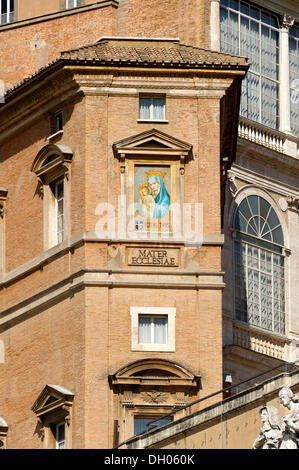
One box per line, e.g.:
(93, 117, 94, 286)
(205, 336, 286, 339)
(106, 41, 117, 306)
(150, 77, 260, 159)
(135, 167, 171, 220)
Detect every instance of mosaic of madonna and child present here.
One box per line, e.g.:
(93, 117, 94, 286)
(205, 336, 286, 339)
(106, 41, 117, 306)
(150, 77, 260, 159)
(134, 165, 172, 232)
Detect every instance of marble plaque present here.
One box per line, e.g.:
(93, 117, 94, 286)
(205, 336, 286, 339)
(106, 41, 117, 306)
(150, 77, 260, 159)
(127, 247, 180, 267)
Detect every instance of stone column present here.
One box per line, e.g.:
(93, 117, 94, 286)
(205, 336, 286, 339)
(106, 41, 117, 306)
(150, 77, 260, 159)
(279, 15, 294, 134)
(210, 0, 220, 51)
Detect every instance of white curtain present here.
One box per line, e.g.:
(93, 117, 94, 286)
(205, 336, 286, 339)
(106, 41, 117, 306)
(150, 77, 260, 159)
(138, 316, 167, 344)
(153, 317, 167, 344)
(152, 98, 165, 121)
(139, 98, 151, 120)
(138, 316, 151, 343)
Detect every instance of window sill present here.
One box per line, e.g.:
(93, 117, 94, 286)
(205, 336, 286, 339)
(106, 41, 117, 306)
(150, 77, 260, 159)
(132, 344, 175, 352)
(137, 119, 168, 124)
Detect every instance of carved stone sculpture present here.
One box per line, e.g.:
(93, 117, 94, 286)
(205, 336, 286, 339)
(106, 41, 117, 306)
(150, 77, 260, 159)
(253, 406, 282, 449)
(279, 386, 299, 449)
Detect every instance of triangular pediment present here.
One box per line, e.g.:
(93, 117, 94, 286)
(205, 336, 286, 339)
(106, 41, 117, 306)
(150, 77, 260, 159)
(113, 129, 193, 159)
(31, 384, 74, 416)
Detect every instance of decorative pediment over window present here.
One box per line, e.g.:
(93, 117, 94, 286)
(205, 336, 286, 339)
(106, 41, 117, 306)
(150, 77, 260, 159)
(109, 358, 201, 389)
(0, 416, 8, 449)
(31, 384, 74, 423)
(31, 143, 73, 184)
(112, 128, 193, 174)
(110, 359, 201, 443)
(0, 187, 8, 218)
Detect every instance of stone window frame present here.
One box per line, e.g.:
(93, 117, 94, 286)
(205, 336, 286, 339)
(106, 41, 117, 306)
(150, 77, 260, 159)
(130, 306, 176, 352)
(112, 128, 193, 241)
(31, 143, 73, 251)
(31, 384, 74, 450)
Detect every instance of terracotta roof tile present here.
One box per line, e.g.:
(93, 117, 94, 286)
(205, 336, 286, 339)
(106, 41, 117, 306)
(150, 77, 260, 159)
(60, 39, 248, 67)
(3, 38, 248, 99)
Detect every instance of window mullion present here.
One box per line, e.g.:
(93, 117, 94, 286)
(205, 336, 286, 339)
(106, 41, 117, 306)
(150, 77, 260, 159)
(258, 246, 262, 329)
(271, 251, 274, 332)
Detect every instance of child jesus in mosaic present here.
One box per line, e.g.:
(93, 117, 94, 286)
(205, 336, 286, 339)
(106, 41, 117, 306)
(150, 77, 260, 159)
(138, 183, 156, 219)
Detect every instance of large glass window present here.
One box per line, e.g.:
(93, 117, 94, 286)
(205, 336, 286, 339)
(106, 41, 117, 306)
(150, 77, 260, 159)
(290, 24, 299, 137)
(233, 195, 285, 335)
(134, 416, 172, 436)
(220, 0, 279, 129)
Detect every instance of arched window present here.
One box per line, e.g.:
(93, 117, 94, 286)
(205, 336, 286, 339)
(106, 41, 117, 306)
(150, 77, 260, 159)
(233, 194, 285, 334)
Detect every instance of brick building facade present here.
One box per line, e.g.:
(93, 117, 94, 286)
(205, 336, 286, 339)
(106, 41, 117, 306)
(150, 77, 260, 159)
(0, 0, 298, 449)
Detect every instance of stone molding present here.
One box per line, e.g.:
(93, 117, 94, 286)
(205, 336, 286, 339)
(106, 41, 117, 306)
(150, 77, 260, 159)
(0, 231, 224, 287)
(230, 164, 299, 201)
(232, 321, 289, 361)
(0, 268, 226, 331)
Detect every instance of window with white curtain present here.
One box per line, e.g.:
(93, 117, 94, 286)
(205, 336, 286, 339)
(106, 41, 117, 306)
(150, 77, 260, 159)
(233, 194, 285, 335)
(1, 0, 14, 24)
(66, 0, 81, 9)
(139, 96, 166, 121)
(130, 307, 176, 352)
(138, 315, 167, 345)
(220, 0, 280, 129)
(290, 24, 299, 137)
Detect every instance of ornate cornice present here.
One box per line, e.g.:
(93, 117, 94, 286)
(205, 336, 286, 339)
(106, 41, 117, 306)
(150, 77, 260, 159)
(0, 68, 77, 142)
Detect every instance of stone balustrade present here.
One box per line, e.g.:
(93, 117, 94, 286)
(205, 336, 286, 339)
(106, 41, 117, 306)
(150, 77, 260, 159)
(233, 323, 287, 360)
(238, 117, 299, 158)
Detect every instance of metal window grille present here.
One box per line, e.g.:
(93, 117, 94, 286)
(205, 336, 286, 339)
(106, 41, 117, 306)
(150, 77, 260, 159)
(220, 0, 279, 129)
(233, 195, 285, 335)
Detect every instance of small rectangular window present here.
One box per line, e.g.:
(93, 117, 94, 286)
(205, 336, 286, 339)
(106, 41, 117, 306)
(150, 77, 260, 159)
(66, 0, 81, 9)
(54, 111, 63, 132)
(55, 423, 66, 449)
(139, 96, 166, 121)
(1, 0, 14, 24)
